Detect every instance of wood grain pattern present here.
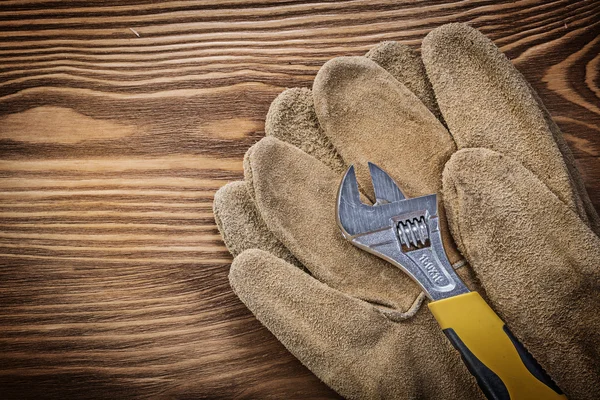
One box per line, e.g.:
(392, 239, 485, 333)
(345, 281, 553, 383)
(0, 1, 598, 398)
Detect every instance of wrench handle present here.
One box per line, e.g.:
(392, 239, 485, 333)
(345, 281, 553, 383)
(428, 292, 566, 400)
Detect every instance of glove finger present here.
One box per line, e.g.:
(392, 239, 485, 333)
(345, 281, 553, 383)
(213, 181, 301, 267)
(265, 42, 442, 176)
(443, 148, 600, 400)
(422, 23, 598, 232)
(230, 248, 483, 400)
(313, 56, 454, 200)
(365, 41, 443, 122)
(312, 56, 461, 263)
(245, 136, 422, 313)
(265, 87, 346, 174)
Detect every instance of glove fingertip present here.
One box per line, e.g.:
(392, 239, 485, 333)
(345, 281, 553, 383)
(265, 87, 346, 174)
(366, 41, 442, 121)
(422, 23, 481, 64)
(213, 181, 249, 257)
(228, 248, 269, 297)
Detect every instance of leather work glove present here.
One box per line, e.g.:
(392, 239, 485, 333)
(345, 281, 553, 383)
(213, 23, 600, 400)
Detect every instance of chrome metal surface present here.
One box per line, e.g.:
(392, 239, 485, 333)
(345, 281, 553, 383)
(397, 217, 429, 248)
(336, 163, 469, 301)
(368, 162, 405, 205)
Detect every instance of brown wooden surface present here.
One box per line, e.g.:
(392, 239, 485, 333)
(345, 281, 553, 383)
(0, 1, 598, 399)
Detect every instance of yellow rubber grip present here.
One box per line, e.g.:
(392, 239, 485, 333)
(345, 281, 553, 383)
(428, 292, 566, 400)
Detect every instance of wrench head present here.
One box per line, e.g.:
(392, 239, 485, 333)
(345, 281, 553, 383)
(335, 163, 469, 300)
(336, 163, 437, 238)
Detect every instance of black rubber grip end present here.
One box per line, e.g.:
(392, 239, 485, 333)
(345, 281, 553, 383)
(443, 328, 510, 400)
(502, 326, 563, 395)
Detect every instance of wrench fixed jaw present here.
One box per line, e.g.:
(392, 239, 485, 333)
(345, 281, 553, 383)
(336, 164, 469, 301)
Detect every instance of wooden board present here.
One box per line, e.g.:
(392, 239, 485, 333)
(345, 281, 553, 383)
(0, 1, 598, 398)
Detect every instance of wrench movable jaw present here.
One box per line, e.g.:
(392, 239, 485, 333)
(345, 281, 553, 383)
(336, 164, 437, 238)
(336, 163, 469, 300)
(368, 162, 405, 205)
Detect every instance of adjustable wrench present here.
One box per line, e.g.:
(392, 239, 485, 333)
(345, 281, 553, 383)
(336, 162, 566, 400)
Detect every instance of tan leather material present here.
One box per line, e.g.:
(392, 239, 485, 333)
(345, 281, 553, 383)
(442, 148, 600, 400)
(421, 22, 599, 234)
(312, 56, 462, 264)
(365, 41, 443, 122)
(245, 137, 421, 313)
(229, 248, 483, 400)
(213, 181, 300, 267)
(265, 87, 346, 174)
(213, 26, 600, 400)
